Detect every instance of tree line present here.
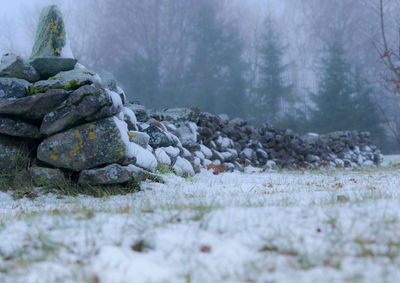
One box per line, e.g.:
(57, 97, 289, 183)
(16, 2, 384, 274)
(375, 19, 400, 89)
(64, 0, 399, 150)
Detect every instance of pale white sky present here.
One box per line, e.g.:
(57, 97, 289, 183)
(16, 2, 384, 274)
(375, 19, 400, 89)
(0, 0, 283, 57)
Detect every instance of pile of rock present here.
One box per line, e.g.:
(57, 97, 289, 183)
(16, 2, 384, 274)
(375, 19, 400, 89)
(0, 5, 384, 188)
(0, 6, 167, 186)
(126, 105, 383, 172)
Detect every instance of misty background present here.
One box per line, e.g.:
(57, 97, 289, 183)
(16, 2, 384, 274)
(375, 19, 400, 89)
(1, 0, 400, 153)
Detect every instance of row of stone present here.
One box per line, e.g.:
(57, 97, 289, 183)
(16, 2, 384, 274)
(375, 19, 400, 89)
(123, 104, 383, 172)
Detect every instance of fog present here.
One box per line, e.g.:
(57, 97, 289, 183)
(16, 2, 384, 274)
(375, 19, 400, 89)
(1, 0, 400, 153)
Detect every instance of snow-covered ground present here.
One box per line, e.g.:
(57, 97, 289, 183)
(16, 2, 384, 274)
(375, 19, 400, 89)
(1, 165, 400, 283)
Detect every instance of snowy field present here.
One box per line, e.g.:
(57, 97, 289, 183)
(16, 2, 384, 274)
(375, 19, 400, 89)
(1, 162, 400, 282)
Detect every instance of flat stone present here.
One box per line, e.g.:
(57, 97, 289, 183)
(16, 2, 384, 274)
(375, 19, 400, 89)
(32, 68, 101, 93)
(0, 88, 69, 120)
(0, 116, 41, 139)
(30, 57, 77, 79)
(37, 117, 128, 171)
(0, 78, 31, 99)
(0, 53, 40, 82)
(78, 163, 153, 185)
(40, 84, 122, 136)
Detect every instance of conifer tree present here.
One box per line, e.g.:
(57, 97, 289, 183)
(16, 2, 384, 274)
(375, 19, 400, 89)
(310, 38, 382, 135)
(255, 16, 292, 124)
(184, 1, 247, 118)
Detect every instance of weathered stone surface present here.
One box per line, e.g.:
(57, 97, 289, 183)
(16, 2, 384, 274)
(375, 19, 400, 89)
(31, 5, 67, 58)
(78, 163, 152, 185)
(128, 131, 150, 149)
(30, 57, 77, 79)
(126, 103, 148, 122)
(0, 135, 30, 170)
(144, 124, 175, 148)
(40, 84, 122, 136)
(0, 88, 69, 120)
(0, 116, 41, 139)
(30, 166, 65, 186)
(37, 117, 127, 171)
(0, 53, 40, 82)
(170, 121, 198, 147)
(32, 68, 101, 93)
(0, 78, 31, 99)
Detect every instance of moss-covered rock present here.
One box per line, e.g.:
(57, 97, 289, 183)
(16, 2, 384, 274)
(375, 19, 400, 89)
(0, 53, 40, 82)
(40, 84, 122, 136)
(31, 5, 67, 58)
(0, 88, 69, 120)
(30, 68, 102, 94)
(0, 77, 31, 99)
(37, 117, 128, 171)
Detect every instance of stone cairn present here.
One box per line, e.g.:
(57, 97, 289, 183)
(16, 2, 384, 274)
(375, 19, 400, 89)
(0, 6, 383, 187)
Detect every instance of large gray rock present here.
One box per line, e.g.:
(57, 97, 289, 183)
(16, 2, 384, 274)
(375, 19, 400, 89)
(143, 124, 175, 148)
(78, 163, 153, 185)
(0, 78, 31, 99)
(0, 53, 40, 82)
(0, 135, 30, 170)
(37, 117, 128, 171)
(31, 5, 68, 58)
(0, 88, 69, 120)
(32, 68, 102, 93)
(40, 84, 122, 136)
(171, 121, 198, 147)
(30, 57, 77, 79)
(0, 117, 41, 139)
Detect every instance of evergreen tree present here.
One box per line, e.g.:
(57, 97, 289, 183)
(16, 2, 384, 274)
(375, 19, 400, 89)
(255, 16, 292, 125)
(310, 38, 382, 135)
(184, 2, 247, 118)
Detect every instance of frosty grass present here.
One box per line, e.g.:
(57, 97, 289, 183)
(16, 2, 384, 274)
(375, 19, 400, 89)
(1, 160, 400, 282)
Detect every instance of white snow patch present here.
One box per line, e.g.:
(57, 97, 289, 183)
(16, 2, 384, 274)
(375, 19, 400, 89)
(173, 156, 194, 176)
(162, 146, 180, 158)
(200, 144, 213, 159)
(113, 117, 157, 171)
(155, 148, 171, 166)
(107, 89, 123, 110)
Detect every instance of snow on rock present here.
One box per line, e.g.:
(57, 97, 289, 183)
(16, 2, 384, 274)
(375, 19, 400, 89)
(114, 117, 157, 171)
(155, 148, 172, 166)
(200, 144, 213, 159)
(173, 156, 194, 176)
(162, 146, 180, 158)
